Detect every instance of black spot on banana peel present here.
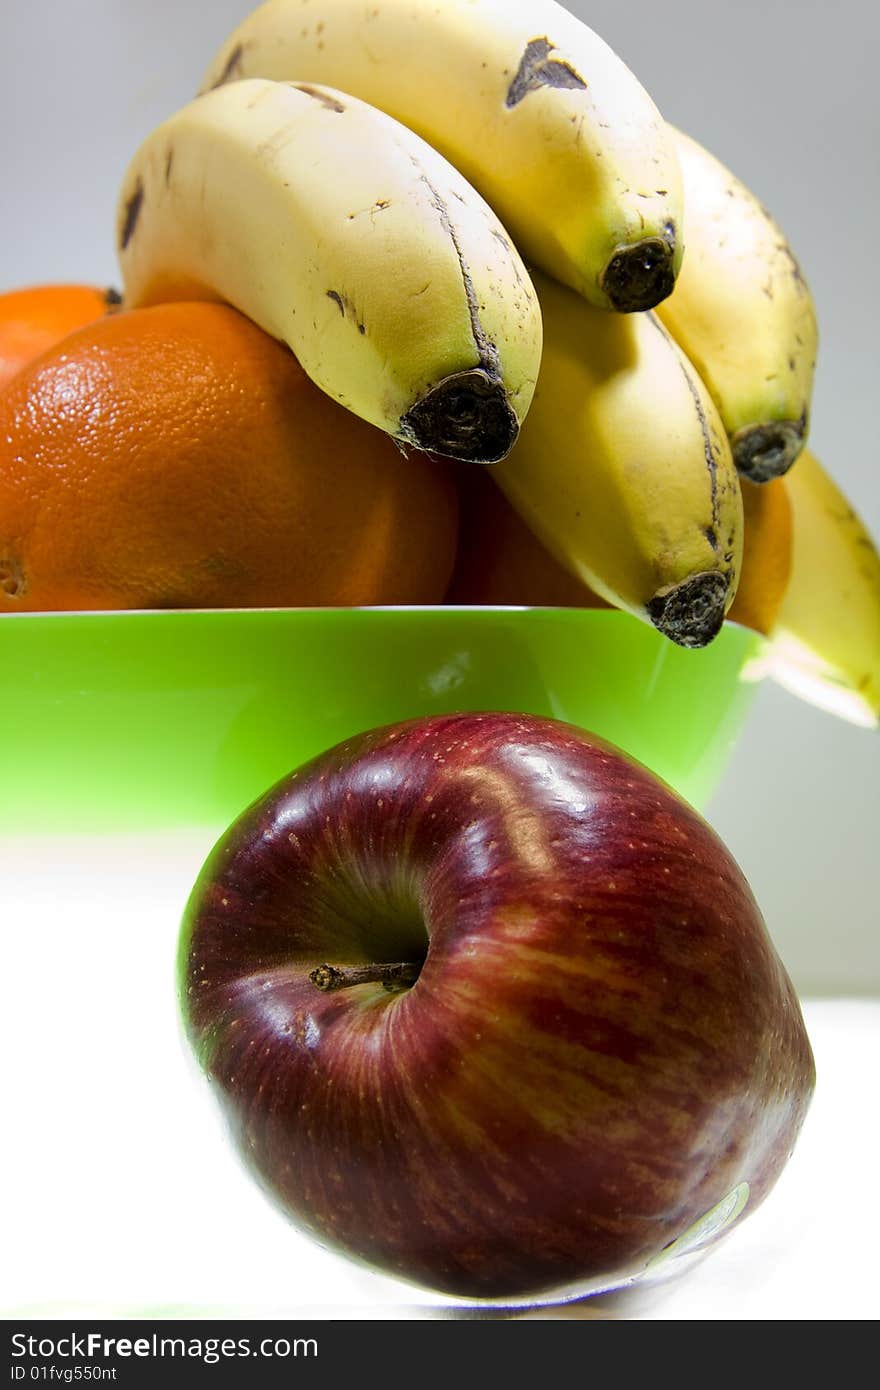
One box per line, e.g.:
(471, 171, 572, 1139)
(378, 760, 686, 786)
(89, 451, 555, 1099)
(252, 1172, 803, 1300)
(601, 225, 678, 313)
(400, 369, 519, 464)
(505, 37, 588, 107)
(648, 572, 731, 649)
(732, 415, 807, 482)
(119, 179, 145, 251)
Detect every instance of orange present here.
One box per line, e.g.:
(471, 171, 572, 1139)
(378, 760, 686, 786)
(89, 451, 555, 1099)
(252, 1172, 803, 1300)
(447, 466, 792, 636)
(0, 301, 458, 612)
(0, 282, 120, 388)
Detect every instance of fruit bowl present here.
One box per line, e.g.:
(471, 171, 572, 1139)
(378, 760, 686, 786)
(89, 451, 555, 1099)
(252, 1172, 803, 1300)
(1, 606, 760, 835)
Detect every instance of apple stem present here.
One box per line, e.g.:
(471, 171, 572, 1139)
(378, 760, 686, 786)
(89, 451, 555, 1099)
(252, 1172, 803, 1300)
(309, 961, 421, 993)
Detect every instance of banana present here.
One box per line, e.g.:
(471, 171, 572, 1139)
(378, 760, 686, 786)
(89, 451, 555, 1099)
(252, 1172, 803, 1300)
(200, 0, 684, 313)
(492, 271, 743, 648)
(116, 78, 542, 463)
(657, 126, 818, 483)
(745, 452, 880, 727)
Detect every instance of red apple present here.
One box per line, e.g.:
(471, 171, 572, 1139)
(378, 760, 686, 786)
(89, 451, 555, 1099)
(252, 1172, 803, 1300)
(178, 712, 814, 1303)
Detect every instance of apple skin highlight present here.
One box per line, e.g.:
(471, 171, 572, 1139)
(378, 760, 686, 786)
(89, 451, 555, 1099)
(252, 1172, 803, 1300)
(178, 712, 815, 1303)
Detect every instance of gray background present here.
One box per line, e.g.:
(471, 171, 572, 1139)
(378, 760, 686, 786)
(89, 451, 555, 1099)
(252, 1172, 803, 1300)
(1, 0, 876, 992)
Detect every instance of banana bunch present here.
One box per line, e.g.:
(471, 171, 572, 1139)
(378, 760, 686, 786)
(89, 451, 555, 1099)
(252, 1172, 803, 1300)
(113, 0, 880, 695)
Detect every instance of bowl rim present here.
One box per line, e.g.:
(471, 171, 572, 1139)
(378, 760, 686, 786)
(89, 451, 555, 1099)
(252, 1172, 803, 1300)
(0, 603, 756, 636)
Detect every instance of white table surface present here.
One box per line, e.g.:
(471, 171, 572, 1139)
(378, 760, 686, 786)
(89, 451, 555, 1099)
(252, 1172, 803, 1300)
(2, 829, 877, 1322)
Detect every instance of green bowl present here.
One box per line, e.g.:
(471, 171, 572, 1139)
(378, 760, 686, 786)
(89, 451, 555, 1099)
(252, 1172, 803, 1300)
(0, 607, 760, 834)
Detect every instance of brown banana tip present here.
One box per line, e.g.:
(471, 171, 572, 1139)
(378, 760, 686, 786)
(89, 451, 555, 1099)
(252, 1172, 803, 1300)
(600, 230, 678, 313)
(400, 368, 519, 463)
(732, 420, 806, 482)
(648, 571, 731, 649)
